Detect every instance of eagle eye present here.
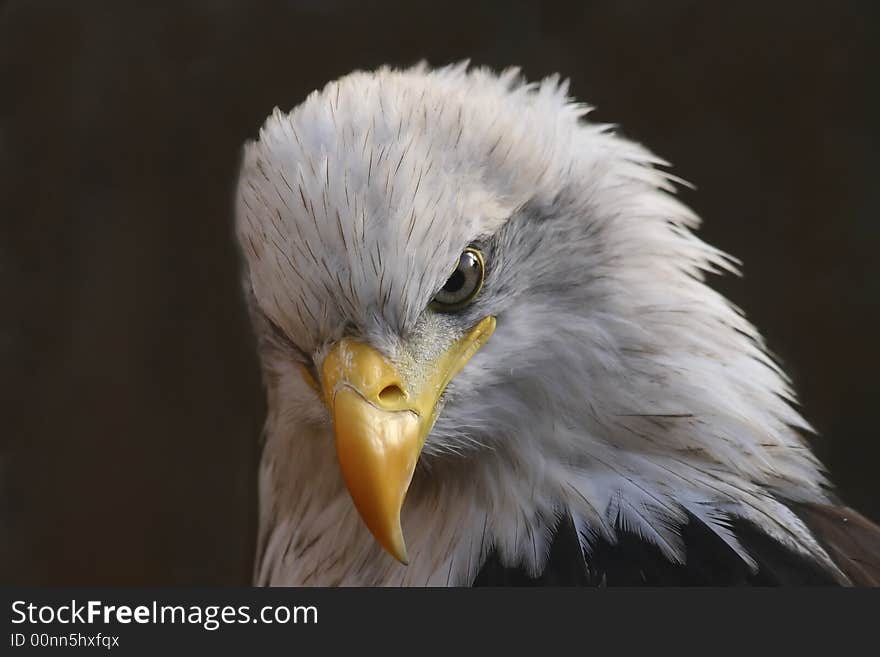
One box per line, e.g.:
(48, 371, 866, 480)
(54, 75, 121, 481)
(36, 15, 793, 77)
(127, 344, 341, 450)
(431, 247, 485, 312)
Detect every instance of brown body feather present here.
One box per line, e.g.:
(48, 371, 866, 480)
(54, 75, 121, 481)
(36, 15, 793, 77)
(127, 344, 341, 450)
(795, 503, 880, 586)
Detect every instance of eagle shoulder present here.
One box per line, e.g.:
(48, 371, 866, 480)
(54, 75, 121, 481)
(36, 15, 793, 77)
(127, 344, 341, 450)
(472, 507, 880, 586)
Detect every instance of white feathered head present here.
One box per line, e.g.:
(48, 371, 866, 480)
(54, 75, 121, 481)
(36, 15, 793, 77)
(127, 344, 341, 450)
(236, 63, 836, 584)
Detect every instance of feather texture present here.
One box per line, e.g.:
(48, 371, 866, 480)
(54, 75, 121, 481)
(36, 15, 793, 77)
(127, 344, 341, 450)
(235, 63, 868, 586)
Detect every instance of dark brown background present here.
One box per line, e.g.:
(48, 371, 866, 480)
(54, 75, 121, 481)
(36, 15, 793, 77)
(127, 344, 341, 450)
(1, 0, 877, 585)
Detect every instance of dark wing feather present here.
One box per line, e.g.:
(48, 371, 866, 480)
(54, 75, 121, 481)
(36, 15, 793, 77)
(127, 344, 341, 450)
(472, 510, 845, 586)
(793, 503, 880, 587)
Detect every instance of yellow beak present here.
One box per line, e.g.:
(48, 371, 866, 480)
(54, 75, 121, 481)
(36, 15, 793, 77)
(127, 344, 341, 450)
(316, 316, 495, 563)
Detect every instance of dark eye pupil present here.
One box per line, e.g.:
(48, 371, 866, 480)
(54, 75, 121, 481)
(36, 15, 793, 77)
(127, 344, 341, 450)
(443, 269, 466, 292)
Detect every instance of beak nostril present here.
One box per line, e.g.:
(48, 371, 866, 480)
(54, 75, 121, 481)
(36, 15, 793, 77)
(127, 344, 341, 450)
(377, 384, 406, 406)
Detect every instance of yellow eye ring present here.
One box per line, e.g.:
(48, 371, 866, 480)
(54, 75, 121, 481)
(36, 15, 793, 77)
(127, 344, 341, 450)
(430, 247, 485, 312)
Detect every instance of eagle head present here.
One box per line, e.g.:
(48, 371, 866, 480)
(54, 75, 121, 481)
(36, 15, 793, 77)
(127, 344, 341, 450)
(235, 63, 842, 585)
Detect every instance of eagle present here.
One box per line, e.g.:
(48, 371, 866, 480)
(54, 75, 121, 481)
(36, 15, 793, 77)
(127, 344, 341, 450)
(234, 63, 879, 586)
